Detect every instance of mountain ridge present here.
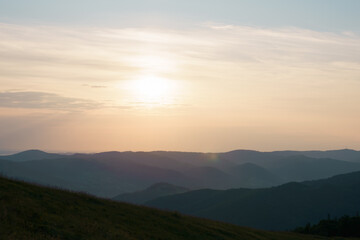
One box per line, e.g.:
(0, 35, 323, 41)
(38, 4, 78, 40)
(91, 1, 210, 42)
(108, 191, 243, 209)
(146, 170, 360, 230)
(0, 175, 327, 240)
(2, 149, 360, 198)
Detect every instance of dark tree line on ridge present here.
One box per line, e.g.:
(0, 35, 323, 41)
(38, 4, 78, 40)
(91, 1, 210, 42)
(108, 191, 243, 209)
(293, 213, 360, 237)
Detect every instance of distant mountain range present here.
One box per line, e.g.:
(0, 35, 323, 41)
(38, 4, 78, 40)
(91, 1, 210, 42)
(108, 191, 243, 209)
(1, 149, 360, 198)
(0, 149, 66, 161)
(221, 149, 360, 163)
(146, 171, 360, 231)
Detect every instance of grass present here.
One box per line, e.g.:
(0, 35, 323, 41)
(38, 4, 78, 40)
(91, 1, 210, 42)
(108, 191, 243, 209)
(0, 176, 355, 240)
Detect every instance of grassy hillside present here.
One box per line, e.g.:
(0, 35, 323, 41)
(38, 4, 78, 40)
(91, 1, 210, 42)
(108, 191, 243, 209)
(0, 176, 337, 240)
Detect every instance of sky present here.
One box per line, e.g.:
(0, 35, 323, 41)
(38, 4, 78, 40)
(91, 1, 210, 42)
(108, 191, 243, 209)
(0, 0, 359, 153)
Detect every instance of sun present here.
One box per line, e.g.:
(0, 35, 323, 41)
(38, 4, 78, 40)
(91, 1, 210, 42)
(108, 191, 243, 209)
(128, 75, 176, 106)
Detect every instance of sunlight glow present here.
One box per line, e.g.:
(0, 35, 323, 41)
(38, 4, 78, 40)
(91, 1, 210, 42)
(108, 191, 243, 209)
(128, 75, 177, 106)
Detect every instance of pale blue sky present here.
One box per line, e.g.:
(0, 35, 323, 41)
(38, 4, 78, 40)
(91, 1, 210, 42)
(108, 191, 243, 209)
(0, 0, 359, 32)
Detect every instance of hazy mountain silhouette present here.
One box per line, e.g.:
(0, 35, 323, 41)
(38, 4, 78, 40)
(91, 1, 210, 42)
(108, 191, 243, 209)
(219, 149, 360, 165)
(219, 150, 281, 165)
(151, 151, 236, 170)
(261, 155, 360, 182)
(1, 149, 66, 162)
(1, 149, 360, 198)
(113, 182, 189, 204)
(272, 149, 360, 162)
(182, 166, 234, 189)
(146, 171, 360, 230)
(0, 157, 191, 197)
(229, 163, 283, 188)
(73, 151, 195, 171)
(0, 158, 134, 197)
(218, 150, 360, 182)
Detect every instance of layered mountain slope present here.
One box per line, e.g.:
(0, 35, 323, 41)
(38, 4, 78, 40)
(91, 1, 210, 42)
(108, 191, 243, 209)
(0, 149, 66, 162)
(2, 149, 360, 198)
(0, 158, 190, 197)
(147, 171, 360, 230)
(262, 155, 360, 182)
(229, 163, 283, 188)
(272, 149, 360, 162)
(0, 176, 326, 240)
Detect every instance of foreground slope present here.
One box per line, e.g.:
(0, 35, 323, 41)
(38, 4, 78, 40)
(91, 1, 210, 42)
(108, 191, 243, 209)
(0, 176, 329, 240)
(147, 171, 360, 231)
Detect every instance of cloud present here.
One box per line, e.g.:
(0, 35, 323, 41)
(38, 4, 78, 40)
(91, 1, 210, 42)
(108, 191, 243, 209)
(0, 22, 359, 112)
(82, 84, 107, 89)
(0, 22, 359, 82)
(210, 24, 235, 30)
(0, 91, 101, 111)
(0, 22, 359, 152)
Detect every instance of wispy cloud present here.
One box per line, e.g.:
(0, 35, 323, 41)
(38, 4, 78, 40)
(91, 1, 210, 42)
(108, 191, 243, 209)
(0, 91, 101, 111)
(0, 22, 359, 113)
(1, 22, 359, 84)
(82, 84, 108, 89)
